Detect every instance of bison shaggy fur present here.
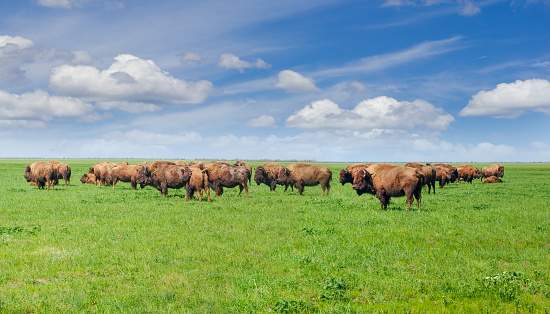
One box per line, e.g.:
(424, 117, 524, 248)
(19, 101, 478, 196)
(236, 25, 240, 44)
(111, 164, 140, 190)
(254, 163, 289, 191)
(352, 164, 423, 211)
(481, 164, 504, 180)
(135, 161, 192, 197)
(277, 163, 332, 196)
(48, 161, 71, 186)
(202, 162, 250, 197)
(456, 165, 481, 183)
(80, 173, 96, 184)
(482, 176, 502, 183)
(24, 161, 58, 190)
(185, 165, 210, 202)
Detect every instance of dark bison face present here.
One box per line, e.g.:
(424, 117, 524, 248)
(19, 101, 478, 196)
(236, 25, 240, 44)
(276, 167, 291, 185)
(24, 165, 32, 182)
(181, 166, 192, 182)
(80, 174, 88, 183)
(351, 169, 373, 196)
(254, 167, 266, 185)
(135, 165, 151, 187)
(339, 169, 351, 185)
(497, 166, 504, 177)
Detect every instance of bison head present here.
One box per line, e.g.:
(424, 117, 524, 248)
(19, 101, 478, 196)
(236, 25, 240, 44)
(276, 167, 291, 185)
(254, 166, 266, 185)
(351, 168, 374, 196)
(24, 165, 32, 182)
(339, 169, 351, 186)
(180, 166, 192, 182)
(135, 164, 152, 187)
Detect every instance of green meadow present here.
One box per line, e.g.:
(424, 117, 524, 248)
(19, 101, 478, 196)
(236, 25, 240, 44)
(1, 160, 549, 313)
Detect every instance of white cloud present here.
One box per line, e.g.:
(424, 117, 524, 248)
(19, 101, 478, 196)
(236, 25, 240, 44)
(459, 79, 550, 118)
(459, 0, 481, 16)
(286, 97, 454, 130)
(50, 54, 214, 108)
(274, 70, 320, 93)
(180, 51, 204, 64)
(246, 114, 276, 128)
(0, 89, 100, 125)
(381, 0, 481, 15)
(37, 0, 81, 9)
(217, 53, 270, 73)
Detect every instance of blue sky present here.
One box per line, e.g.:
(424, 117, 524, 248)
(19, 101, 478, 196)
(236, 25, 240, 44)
(1, 0, 549, 162)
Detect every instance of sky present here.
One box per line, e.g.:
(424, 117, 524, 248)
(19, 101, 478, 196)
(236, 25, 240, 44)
(1, 0, 549, 162)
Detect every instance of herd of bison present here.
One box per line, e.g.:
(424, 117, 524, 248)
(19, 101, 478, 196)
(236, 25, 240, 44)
(23, 160, 505, 211)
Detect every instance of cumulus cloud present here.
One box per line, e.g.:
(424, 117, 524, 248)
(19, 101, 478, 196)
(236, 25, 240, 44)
(246, 114, 276, 128)
(274, 70, 320, 93)
(0, 89, 100, 126)
(286, 97, 454, 130)
(217, 53, 270, 73)
(50, 54, 214, 108)
(459, 79, 550, 118)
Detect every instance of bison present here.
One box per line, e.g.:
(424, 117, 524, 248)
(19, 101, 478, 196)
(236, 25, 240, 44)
(48, 161, 71, 186)
(482, 176, 502, 183)
(235, 161, 252, 184)
(433, 163, 459, 184)
(405, 163, 436, 194)
(134, 161, 192, 197)
(111, 164, 140, 190)
(24, 161, 58, 190)
(254, 162, 291, 192)
(456, 165, 481, 183)
(202, 162, 250, 197)
(432, 165, 453, 188)
(481, 164, 504, 180)
(352, 164, 423, 211)
(80, 173, 96, 184)
(88, 161, 128, 186)
(185, 165, 210, 202)
(277, 163, 332, 196)
(339, 163, 374, 186)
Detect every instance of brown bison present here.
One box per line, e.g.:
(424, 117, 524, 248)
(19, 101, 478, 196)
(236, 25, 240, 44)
(456, 165, 481, 183)
(235, 161, 252, 184)
(134, 161, 192, 197)
(48, 161, 71, 186)
(88, 161, 128, 186)
(352, 164, 423, 211)
(433, 163, 459, 183)
(185, 165, 210, 202)
(432, 165, 453, 188)
(481, 164, 504, 180)
(482, 176, 502, 183)
(405, 163, 436, 194)
(254, 162, 291, 191)
(80, 173, 96, 184)
(277, 163, 332, 196)
(202, 162, 250, 197)
(111, 164, 140, 190)
(339, 163, 374, 186)
(24, 161, 58, 190)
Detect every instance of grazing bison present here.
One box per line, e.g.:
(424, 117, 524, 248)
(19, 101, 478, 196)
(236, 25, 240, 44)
(111, 164, 140, 190)
(202, 162, 250, 197)
(88, 161, 128, 186)
(80, 173, 96, 184)
(254, 163, 290, 191)
(481, 164, 504, 180)
(482, 176, 502, 183)
(185, 165, 210, 202)
(352, 164, 423, 211)
(456, 165, 481, 183)
(339, 163, 374, 186)
(433, 163, 459, 183)
(134, 161, 192, 197)
(432, 165, 453, 188)
(406, 163, 436, 194)
(48, 161, 71, 186)
(24, 161, 58, 190)
(277, 163, 332, 196)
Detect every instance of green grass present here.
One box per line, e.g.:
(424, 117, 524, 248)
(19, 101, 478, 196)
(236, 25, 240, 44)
(1, 160, 549, 313)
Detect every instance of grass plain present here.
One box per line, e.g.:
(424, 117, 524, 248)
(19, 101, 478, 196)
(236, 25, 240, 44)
(0, 159, 549, 313)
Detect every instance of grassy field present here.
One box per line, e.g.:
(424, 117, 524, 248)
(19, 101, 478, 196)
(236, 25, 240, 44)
(1, 159, 549, 313)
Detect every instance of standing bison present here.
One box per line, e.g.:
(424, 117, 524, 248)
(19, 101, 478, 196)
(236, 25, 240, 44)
(48, 161, 71, 186)
(433, 163, 458, 184)
(405, 163, 436, 194)
(202, 162, 250, 197)
(254, 163, 290, 192)
(134, 161, 192, 197)
(352, 164, 423, 211)
(24, 161, 58, 190)
(456, 165, 481, 183)
(185, 165, 210, 202)
(277, 163, 332, 196)
(111, 164, 140, 190)
(481, 164, 504, 180)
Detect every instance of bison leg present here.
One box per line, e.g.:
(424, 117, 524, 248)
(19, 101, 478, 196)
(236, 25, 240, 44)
(270, 181, 277, 191)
